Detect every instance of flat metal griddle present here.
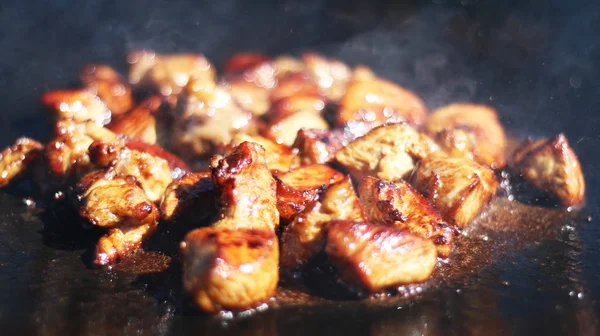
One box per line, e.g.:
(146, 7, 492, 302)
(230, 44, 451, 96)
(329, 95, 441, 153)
(1, 0, 600, 335)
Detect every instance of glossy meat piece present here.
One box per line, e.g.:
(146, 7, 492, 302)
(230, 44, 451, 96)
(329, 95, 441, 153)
(41, 89, 111, 125)
(273, 55, 305, 79)
(73, 170, 159, 265)
(358, 176, 454, 258)
(280, 176, 365, 268)
(264, 110, 329, 146)
(109, 96, 163, 145)
(302, 53, 351, 101)
(127, 50, 216, 96)
(351, 65, 377, 82)
(425, 103, 507, 169)
(0, 137, 43, 187)
(227, 60, 277, 117)
(337, 78, 427, 137)
(269, 94, 326, 119)
(269, 72, 320, 103)
(223, 52, 271, 75)
(511, 134, 585, 207)
(124, 139, 190, 174)
(292, 128, 346, 165)
(160, 172, 216, 224)
(181, 227, 279, 312)
(80, 64, 134, 116)
(229, 134, 300, 172)
(325, 220, 437, 292)
(335, 122, 440, 182)
(410, 157, 498, 228)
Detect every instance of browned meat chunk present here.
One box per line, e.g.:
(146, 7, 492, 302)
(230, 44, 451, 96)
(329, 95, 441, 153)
(41, 89, 111, 125)
(227, 59, 276, 117)
(325, 220, 437, 291)
(302, 53, 351, 101)
(0, 137, 43, 187)
(280, 176, 365, 268)
(160, 172, 216, 224)
(80, 64, 134, 116)
(269, 94, 326, 120)
(335, 122, 440, 182)
(425, 103, 507, 169)
(73, 170, 159, 265)
(223, 52, 272, 75)
(358, 176, 454, 258)
(264, 110, 329, 146)
(269, 72, 320, 103)
(127, 50, 216, 96)
(410, 157, 498, 228)
(109, 96, 164, 145)
(511, 134, 585, 207)
(229, 134, 300, 172)
(293, 128, 346, 165)
(124, 139, 190, 174)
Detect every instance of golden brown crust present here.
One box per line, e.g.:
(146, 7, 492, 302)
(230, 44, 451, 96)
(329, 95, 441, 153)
(292, 129, 346, 165)
(159, 172, 215, 224)
(80, 64, 134, 116)
(0, 137, 43, 187)
(269, 72, 320, 103)
(264, 110, 329, 146)
(229, 134, 300, 172)
(108, 96, 164, 145)
(269, 93, 326, 120)
(302, 53, 352, 101)
(41, 89, 111, 125)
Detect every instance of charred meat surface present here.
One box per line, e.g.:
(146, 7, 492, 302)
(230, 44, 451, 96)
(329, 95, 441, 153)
(160, 172, 216, 224)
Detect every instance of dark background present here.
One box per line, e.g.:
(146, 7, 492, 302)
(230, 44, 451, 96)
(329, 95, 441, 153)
(0, 0, 599, 335)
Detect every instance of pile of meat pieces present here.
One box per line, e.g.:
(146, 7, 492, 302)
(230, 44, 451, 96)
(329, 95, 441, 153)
(0, 51, 586, 313)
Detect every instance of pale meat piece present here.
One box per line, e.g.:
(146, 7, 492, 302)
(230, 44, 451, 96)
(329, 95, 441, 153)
(127, 50, 216, 96)
(264, 110, 329, 146)
(357, 176, 454, 258)
(41, 89, 111, 125)
(159, 172, 215, 224)
(425, 103, 507, 169)
(229, 134, 300, 172)
(108, 96, 163, 145)
(0, 137, 43, 187)
(73, 170, 159, 265)
(336, 78, 428, 138)
(410, 157, 498, 228)
(292, 128, 346, 165)
(302, 53, 352, 101)
(80, 64, 134, 116)
(280, 176, 366, 268)
(181, 227, 279, 312)
(335, 122, 440, 182)
(171, 84, 254, 160)
(511, 134, 585, 207)
(269, 72, 320, 103)
(325, 220, 437, 292)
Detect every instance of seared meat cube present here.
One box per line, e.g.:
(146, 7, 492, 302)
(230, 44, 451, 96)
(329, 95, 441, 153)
(80, 64, 134, 116)
(127, 50, 216, 96)
(358, 176, 454, 258)
(425, 103, 507, 169)
(124, 138, 190, 174)
(229, 134, 300, 172)
(109, 96, 164, 145)
(410, 157, 498, 228)
(337, 79, 427, 137)
(280, 176, 365, 268)
(264, 110, 329, 146)
(269, 72, 320, 103)
(181, 227, 279, 312)
(0, 137, 43, 187)
(325, 220, 437, 292)
(160, 172, 216, 224)
(511, 134, 585, 207)
(73, 170, 159, 265)
(335, 122, 440, 182)
(302, 53, 351, 101)
(41, 89, 111, 125)
(292, 128, 346, 165)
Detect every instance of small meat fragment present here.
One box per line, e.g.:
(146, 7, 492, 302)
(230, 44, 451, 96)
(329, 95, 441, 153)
(410, 157, 498, 228)
(181, 227, 279, 312)
(335, 122, 440, 182)
(41, 89, 111, 125)
(293, 129, 346, 165)
(325, 221, 437, 292)
(80, 64, 134, 116)
(160, 172, 216, 224)
(275, 164, 344, 222)
(223, 52, 272, 75)
(73, 170, 159, 265)
(109, 96, 163, 145)
(302, 53, 352, 101)
(0, 137, 43, 187)
(337, 79, 427, 137)
(511, 134, 585, 207)
(265, 110, 329, 146)
(269, 72, 320, 103)
(127, 50, 216, 96)
(425, 103, 507, 169)
(229, 134, 300, 172)
(280, 177, 365, 268)
(358, 176, 454, 258)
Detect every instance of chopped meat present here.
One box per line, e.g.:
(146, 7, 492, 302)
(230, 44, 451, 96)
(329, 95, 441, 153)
(425, 103, 507, 169)
(511, 134, 585, 207)
(80, 64, 134, 116)
(223, 52, 272, 75)
(269, 94, 326, 119)
(160, 172, 216, 224)
(41, 89, 111, 125)
(227, 59, 277, 117)
(0, 137, 43, 187)
(325, 220, 437, 292)
(265, 110, 329, 146)
(336, 78, 427, 137)
(357, 176, 454, 258)
(109, 96, 164, 145)
(302, 53, 352, 101)
(273, 55, 305, 79)
(410, 157, 498, 228)
(229, 134, 300, 172)
(124, 139, 190, 174)
(73, 170, 159, 265)
(280, 176, 366, 268)
(335, 122, 440, 182)
(292, 128, 346, 165)
(127, 50, 216, 96)
(269, 72, 320, 103)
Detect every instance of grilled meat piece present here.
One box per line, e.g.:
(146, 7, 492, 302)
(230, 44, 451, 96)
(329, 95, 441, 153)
(273, 55, 305, 79)
(335, 122, 440, 182)
(229, 134, 300, 172)
(410, 157, 498, 228)
(269, 72, 320, 103)
(0, 137, 43, 187)
(127, 50, 216, 96)
(41, 89, 111, 125)
(80, 64, 134, 116)
(511, 134, 585, 207)
(293, 128, 346, 165)
(124, 139, 189, 174)
(264, 110, 329, 146)
(425, 103, 507, 169)
(302, 53, 351, 101)
(325, 220, 437, 292)
(280, 176, 365, 268)
(73, 170, 159, 265)
(227, 59, 276, 117)
(223, 52, 272, 75)
(108, 96, 164, 145)
(269, 93, 326, 119)
(358, 176, 454, 258)
(160, 172, 216, 224)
